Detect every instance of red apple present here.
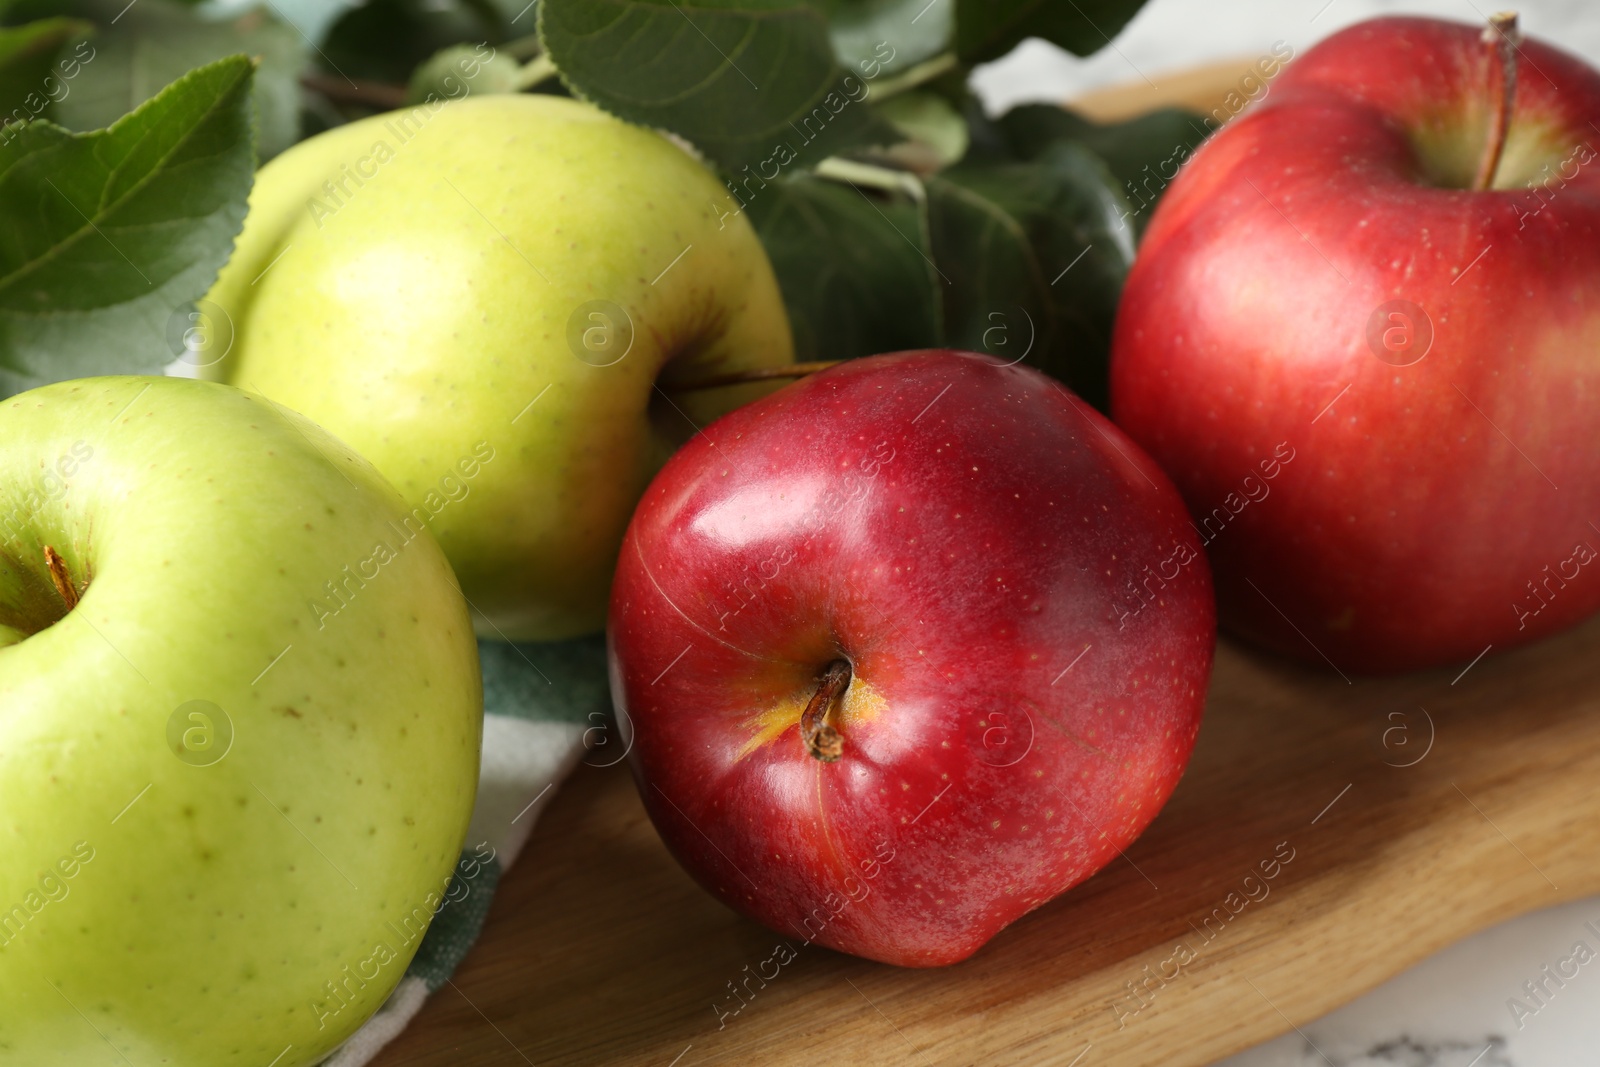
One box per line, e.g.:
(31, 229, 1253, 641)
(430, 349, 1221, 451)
(608, 350, 1214, 966)
(1111, 15, 1600, 674)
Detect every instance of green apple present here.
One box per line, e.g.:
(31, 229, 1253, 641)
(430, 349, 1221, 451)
(203, 93, 795, 641)
(0, 377, 481, 1066)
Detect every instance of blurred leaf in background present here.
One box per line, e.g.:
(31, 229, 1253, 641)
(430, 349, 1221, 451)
(696, 0, 1166, 407)
(872, 89, 968, 171)
(0, 16, 90, 125)
(752, 143, 1134, 408)
(990, 103, 1208, 235)
(927, 143, 1135, 408)
(216, 0, 358, 42)
(955, 0, 1148, 64)
(318, 0, 520, 85)
(539, 0, 900, 172)
(2, 0, 305, 157)
(0, 0, 1176, 410)
(748, 169, 941, 364)
(0, 54, 256, 398)
(824, 0, 950, 76)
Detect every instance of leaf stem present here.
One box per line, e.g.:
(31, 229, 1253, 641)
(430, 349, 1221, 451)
(869, 52, 960, 102)
(665, 361, 843, 392)
(501, 33, 546, 61)
(814, 156, 925, 200)
(300, 73, 408, 110)
(516, 54, 559, 90)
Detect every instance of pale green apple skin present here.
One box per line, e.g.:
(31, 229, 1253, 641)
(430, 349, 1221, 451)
(204, 93, 795, 641)
(0, 378, 481, 1066)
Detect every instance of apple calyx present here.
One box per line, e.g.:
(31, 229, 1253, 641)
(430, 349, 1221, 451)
(43, 545, 80, 610)
(1472, 10, 1522, 191)
(800, 659, 852, 762)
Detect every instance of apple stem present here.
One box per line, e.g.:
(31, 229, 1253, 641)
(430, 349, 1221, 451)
(868, 52, 960, 102)
(801, 660, 852, 762)
(500, 33, 547, 62)
(516, 55, 559, 90)
(300, 73, 409, 110)
(43, 546, 78, 611)
(815, 157, 926, 201)
(1472, 11, 1521, 191)
(666, 361, 843, 392)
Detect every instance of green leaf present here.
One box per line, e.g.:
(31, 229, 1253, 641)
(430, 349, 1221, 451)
(926, 143, 1135, 407)
(749, 145, 1135, 400)
(747, 171, 940, 364)
(872, 89, 967, 170)
(20, 0, 306, 159)
(994, 103, 1210, 233)
(538, 0, 899, 172)
(955, 0, 1149, 65)
(956, 90, 1013, 162)
(824, 0, 950, 76)
(0, 17, 90, 125)
(0, 55, 256, 399)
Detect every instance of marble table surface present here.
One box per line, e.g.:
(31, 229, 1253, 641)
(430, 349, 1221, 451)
(973, 2, 1600, 1064)
(1217, 898, 1600, 1066)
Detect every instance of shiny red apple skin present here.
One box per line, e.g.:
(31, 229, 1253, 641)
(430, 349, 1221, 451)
(608, 350, 1214, 966)
(1111, 17, 1600, 674)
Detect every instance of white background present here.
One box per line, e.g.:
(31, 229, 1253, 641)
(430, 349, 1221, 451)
(969, 0, 1600, 111)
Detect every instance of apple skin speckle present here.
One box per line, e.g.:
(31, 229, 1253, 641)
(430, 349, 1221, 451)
(0, 377, 481, 1064)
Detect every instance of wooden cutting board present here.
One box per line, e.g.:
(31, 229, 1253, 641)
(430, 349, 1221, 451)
(372, 612, 1600, 1067)
(371, 64, 1600, 1066)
